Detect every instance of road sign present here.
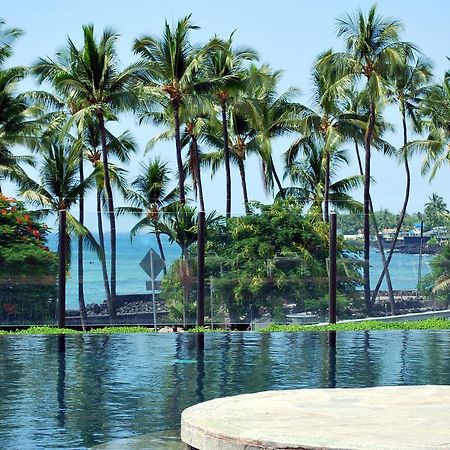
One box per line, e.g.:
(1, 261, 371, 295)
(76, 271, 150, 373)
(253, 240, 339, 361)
(140, 249, 165, 280)
(140, 249, 165, 330)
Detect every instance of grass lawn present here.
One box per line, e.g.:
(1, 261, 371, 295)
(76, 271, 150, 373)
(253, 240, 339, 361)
(1, 318, 449, 335)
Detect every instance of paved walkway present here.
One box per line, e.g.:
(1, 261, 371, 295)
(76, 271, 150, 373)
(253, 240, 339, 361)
(181, 385, 450, 449)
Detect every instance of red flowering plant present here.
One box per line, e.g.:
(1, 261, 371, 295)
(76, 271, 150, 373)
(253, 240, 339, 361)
(0, 194, 57, 324)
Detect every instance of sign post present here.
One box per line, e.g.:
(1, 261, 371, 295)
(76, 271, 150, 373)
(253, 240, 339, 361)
(140, 249, 165, 330)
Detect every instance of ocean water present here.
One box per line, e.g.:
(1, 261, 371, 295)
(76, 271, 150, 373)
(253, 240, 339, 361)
(47, 233, 181, 310)
(47, 233, 431, 310)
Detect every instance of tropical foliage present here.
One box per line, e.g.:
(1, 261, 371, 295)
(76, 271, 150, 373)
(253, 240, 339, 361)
(0, 194, 57, 323)
(2, 4, 450, 323)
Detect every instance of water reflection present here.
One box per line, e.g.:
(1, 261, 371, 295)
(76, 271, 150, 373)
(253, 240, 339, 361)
(0, 331, 449, 449)
(195, 334, 205, 404)
(57, 335, 66, 429)
(328, 332, 336, 388)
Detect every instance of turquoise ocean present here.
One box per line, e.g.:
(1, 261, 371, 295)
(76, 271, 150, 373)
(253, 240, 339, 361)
(48, 233, 431, 310)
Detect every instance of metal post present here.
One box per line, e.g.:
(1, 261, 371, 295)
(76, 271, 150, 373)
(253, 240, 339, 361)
(210, 276, 214, 329)
(329, 212, 337, 324)
(58, 209, 67, 328)
(150, 250, 157, 330)
(197, 211, 206, 327)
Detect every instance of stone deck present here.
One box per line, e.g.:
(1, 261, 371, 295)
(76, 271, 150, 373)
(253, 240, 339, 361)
(181, 385, 450, 450)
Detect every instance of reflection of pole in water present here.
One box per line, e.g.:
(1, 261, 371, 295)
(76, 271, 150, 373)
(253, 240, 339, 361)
(399, 330, 409, 384)
(417, 220, 424, 298)
(328, 331, 336, 388)
(195, 333, 205, 404)
(56, 335, 66, 428)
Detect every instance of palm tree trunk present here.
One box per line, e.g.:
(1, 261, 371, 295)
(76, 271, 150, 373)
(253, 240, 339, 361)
(355, 140, 395, 313)
(371, 109, 411, 313)
(77, 157, 87, 330)
(192, 135, 205, 213)
(173, 103, 186, 205)
(97, 188, 113, 321)
(156, 232, 167, 276)
(363, 101, 376, 314)
(270, 156, 285, 199)
(97, 113, 117, 319)
(237, 158, 250, 214)
(324, 151, 330, 223)
(221, 102, 232, 218)
(180, 252, 190, 328)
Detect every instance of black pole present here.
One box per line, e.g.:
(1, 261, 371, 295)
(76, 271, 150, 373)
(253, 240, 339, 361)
(329, 212, 337, 324)
(197, 210, 206, 327)
(58, 209, 67, 328)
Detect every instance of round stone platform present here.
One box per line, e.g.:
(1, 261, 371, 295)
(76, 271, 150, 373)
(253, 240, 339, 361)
(181, 385, 450, 450)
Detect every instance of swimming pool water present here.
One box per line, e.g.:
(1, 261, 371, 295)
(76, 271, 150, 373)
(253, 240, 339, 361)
(0, 331, 449, 449)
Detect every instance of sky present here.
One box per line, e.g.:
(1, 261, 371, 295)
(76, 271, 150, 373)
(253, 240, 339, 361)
(2, 0, 450, 230)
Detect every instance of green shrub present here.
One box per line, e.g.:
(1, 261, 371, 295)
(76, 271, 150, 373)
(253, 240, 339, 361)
(0, 194, 57, 324)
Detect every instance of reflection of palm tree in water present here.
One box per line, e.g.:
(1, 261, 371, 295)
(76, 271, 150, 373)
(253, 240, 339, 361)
(195, 334, 205, 404)
(56, 335, 66, 429)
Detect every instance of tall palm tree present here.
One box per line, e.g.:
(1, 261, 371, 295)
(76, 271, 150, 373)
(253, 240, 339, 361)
(80, 119, 136, 319)
(420, 70, 450, 182)
(283, 134, 362, 215)
(0, 67, 38, 190)
(0, 21, 38, 189)
(318, 5, 414, 312)
(202, 35, 258, 217)
(34, 25, 140, 303)
(340, 87, 400, 312)
(372, 57, 433, 305)
(201, 110, 257, 215)
(156, 202, 220, 326)
(285, 57, 363, 222)
(246, 67, 304, 199)
(133, 15, 204, 206)
(0, 18, 22, 65)
(117, 158, 177, 270)
(17, 138, 99, 328)
(144, 99, 213, 213)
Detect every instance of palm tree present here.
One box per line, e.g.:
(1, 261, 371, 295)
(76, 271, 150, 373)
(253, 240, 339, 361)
(144, 99, 213, 213)
(133, 15, 204, 206)
(155, 202, 220, 326)
(0, 21, 38, 190)
(372, 57, 433, 305)
(428, 245, 450, 307)
(34, 25, 140, 304)
(285, 57, 363, 222)
(424, 194, 449, 228)
(420, 70, 450, 183)
(246, 67, 304, 199)
(0, 67, 39, 190)
(80, 119, 136, 319)
(202, 35, 258, 217)
(0, 18, 22, 65)
(283, 134, 362, 215)
(117, 158, 177, 270)
(17, 138, 99, 328)
(201, 110, 257, 215)
(318, 5, 414, 312)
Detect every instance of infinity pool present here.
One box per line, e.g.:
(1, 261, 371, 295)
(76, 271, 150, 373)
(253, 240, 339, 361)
(1, 331, 449, 449)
